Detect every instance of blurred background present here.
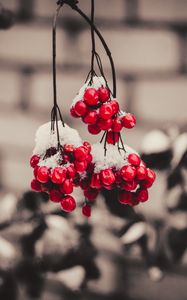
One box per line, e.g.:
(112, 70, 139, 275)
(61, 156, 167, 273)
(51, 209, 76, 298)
(0, 0, 187, 299)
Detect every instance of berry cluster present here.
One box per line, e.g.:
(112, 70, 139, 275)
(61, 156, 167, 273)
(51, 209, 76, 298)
(30, 137, 92, 215)
(70, 79, 136, 142)
(79, 150, 156, 207)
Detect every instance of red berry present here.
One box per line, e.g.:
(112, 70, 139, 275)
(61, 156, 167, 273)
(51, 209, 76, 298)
(106, 131, 119, 144)
(122, 113, 136, 129)
(31, 179, 42, 192)
(118, 191, 132, 205)
(100, 169, 115, 186)
(70, 106, 79, 118)
(51, 167, 66, 184)
(86, 153, 93, 164)
(136, 166, 147, 181)
(90, 173, 102, 189)
(62, 154, 70, 163)
(33, 166, 39, 178)
(60, 179, 73, 194)
(30, 155, 40, 168)
(74, 100, 87, 117)
(98, 87, 110, 102)
(97, 118, 112, 130)
(84, 188, 99, 201)
(121, 180, 137, 191)
(120, 165, 136, 181)
(82, 204, 91, 217)
(115, 170, 122, 185)
(84, 88, 99, 106)
(110, 99, 119, 115)
(88, 124, 101, 135)
(136, 189, 149, 202)
(50, 189, 63, 202)
(60, 196, 76, 212)
(64, 144, 75, 153)
(37, 166, 50, 183)
(83, 110, 97, 125)
(99, 103, 113, 120)
(103, 184, 115, 190)
(74, 160, 88, 172)
(83, 141, 91, 153)
(74, 146, 88, 161)
(66, 164, 76, 179)
(112, 118, 122, 132)
(146, 168, 156, 182)
(128, 153, 141, 166)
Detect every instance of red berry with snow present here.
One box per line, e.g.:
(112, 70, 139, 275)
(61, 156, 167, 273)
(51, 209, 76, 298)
(122, 113, 136, 129)
(84, 88, 99, 106)
(50, 189, 63, 202)
(88, 124, 101, 135)
(82, 204, 91, 217)
(90, 173, 102, 189)
(120, 165, 136, 181)
(30, 155, 40, 168)
(60, 195, 76, 212)
(100, 169, 115, 186)
(74, 160, 88, 172)
(121, 180, 137, 191)
(60, 179, 73, 194)
(64, 144, 75, 153)
(66, 164, 76, 179)
(136, 166, 147, 181)
(74, 100, 87, 117)
(83, 110, 97, 125)
(74, 146, 88, 161)
(97, 118, 113, 130)
(98, 87, 110, 102)
(106, 131, 119, 144)
(118, 191, 132, 205)
(37, 166, 50, 183)
(31, 179, 42, 192)
(110, 99, 119, 115)
(83, 141, 91, 153)
(128, 153, 141, 166)
(99, 103, 113, 120)
(51, 167, 66, 184)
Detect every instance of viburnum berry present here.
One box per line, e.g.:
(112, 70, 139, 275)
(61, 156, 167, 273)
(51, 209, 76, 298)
(74, 160, 88, 172)
(64, 144, 75, 153)
(84, 188, 99, 201)
(30, 155, 40, 168)
(128, 153, 141, 166)
(82, 204, 91, 217)
(120, 165, 136, 181)
(146, 168, 156, 182)
(84, 88, 99, 106)
(62, 154, 70, 163)
(100, 168, 115, 186)
(112, 118, 122, 132)
(83, 110, 97, 125)
(110, 99, 119, 115)
(88, 124, 101, 135)
(60, 179, 73, 194)
(87, 153, 93, 164)
(33, 166, 39, 178)
(90, 173, 102, 189)
(60, 195, 76, 212)
(31, 179, 42, 192)
(50, 189, 63, 203)
(66, 165, 76, 179)
(98, 87, 110, 102)
(99, 103, 113, 120)
(83, 141, 91, 153)
(118, 191, 132, 205)
(136, 166, 147, 181)
(121, 180, 138, 191)
(51, 167, 66, 184)
(74, 146, 88, 161)
(136, 189, 149, 202)
(37, 166, 50, 183)
(70, 106, 79, 118)
(74, 100, 87, 117)
(106, 131, 119, 144)
(122, 113, 136, 129)
(97, 118, 113, 130)
(115, 170, 122, 185)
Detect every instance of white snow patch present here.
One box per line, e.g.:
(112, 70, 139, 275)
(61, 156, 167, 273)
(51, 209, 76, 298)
(54, 266, 85, 290)
(141, 130, 170, 154)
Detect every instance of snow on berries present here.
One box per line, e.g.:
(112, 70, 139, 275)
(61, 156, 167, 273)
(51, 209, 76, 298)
(70, 76, 136, 137)
(30, 122, 92, 214)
